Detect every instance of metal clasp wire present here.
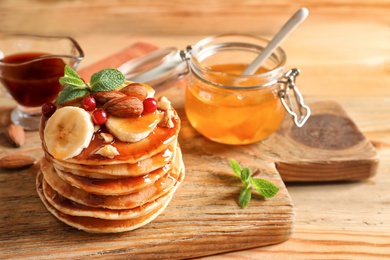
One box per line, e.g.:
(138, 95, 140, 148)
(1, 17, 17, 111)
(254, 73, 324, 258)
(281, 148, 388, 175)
(180, 45, 192, 62)
(278, 68, 311, 127)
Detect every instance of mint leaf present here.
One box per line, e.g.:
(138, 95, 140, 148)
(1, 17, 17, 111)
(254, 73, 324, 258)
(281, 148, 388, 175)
(64, 64, 81, 79)
(229, 159, 242, 177)
(229, 160, 279, 208)
(90, 68, 125, 92)
(56, 86, 89, 105)
(241, 167, 251, 187)
(250, 178, 279, 199)
(59, 76, 86, 88)
(59, 65, 86, 88)
(238, 187, 251, 208)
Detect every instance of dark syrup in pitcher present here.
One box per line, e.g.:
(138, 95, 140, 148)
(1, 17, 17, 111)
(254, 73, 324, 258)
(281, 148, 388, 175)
(0, 52, 66, 107)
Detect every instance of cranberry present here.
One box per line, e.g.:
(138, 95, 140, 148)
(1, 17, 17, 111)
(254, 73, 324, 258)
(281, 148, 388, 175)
(42, 102, 57, 117)
(81, 96, 96, 111)
(92, 109, 108, 125)
(143, 98, 158, 114)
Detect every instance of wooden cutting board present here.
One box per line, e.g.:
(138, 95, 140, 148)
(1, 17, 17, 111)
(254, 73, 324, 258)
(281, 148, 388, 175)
(0, 42, 378, 259)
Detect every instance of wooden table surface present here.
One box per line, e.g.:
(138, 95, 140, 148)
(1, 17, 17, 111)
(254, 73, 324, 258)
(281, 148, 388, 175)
(1, 1, 390, 259)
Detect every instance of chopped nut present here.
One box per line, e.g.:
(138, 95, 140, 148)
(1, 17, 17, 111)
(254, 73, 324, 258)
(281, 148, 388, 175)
(94, 125, 101, 132)
(100, 132, 114, 143)
(157, 96, 171, 110)
(95, 144, 119, 158)
(159, 108, 176, 128)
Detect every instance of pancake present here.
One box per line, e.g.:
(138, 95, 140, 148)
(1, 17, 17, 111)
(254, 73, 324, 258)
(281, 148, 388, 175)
(48, 142, 176, 179)
(37, 170, 184, 233)
(41, 112, 180, 166)
(54, 147, 182, 196)
(37, 79, 185, 233)
(41, 154, 182, 209)
(40, 172, 175, 220)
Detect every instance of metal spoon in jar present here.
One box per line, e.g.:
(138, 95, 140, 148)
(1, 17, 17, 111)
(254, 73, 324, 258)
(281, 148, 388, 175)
(241, 7, 309, 75)
(118, 8, 309, 89)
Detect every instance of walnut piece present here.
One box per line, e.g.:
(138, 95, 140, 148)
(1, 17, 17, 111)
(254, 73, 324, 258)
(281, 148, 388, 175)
(95, 144, 119, 158)
(157, 96, 176, 128)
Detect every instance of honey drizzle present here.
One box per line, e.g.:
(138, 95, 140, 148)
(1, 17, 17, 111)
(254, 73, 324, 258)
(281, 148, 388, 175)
(40, 111, 180, 164)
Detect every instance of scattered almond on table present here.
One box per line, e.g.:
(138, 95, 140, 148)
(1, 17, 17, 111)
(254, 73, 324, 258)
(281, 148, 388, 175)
(4, 123, 25, 147)
(0, 153, 37, 169)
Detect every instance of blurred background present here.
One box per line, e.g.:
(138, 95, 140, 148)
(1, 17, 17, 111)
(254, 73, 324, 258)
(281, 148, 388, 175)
(1, 0, 389, 36)
(1, 0, 389, 98)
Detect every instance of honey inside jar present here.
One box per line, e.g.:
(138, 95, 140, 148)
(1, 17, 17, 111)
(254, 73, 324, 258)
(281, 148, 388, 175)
(185, 62, 286, 145)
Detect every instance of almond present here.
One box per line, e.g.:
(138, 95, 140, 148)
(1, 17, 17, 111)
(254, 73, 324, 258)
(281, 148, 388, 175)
(5, 124, 25, 147)
(0, 154, 37, 169)
(103, 96, 144, 117)
(93, 91, 126, 104)
(120, 83, 148, 101)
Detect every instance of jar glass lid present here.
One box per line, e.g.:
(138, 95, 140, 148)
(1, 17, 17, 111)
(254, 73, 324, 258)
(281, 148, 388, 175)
(117, 47, 188, 90)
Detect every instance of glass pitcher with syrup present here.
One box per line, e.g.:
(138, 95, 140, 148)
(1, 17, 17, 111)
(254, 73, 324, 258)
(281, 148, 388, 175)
(0, 34, 84, 130)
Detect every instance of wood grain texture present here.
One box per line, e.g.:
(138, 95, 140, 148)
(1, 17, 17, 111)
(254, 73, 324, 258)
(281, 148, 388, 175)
(1, 97, 389, 259)
(0, 44, 294, 259)
(2, 1, 389, 98)
(0, 0, 390, 258)
(0, 109, 294, 259)
(0, 41, 384, 258)
(1, 0, 389, 36)
(270, 101, 379, 182)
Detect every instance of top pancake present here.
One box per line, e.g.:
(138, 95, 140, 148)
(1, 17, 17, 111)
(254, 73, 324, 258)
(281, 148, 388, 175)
(40, 108, 180, 165)
(47, 141, 177, 178)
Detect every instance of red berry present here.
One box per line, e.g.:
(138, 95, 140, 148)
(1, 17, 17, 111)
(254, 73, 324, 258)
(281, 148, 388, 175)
(42, 102, 57, 117)
(143, 98, 158, 114)
(81, 96, 96, 111)
(92, 109, 108, 125)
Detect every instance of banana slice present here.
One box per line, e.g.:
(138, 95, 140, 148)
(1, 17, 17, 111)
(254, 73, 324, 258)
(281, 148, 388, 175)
(44, 107, 95, 160)
(106, 112, 162, 143)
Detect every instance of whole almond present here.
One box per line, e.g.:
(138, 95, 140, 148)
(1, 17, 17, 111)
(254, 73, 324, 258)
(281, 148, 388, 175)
(103, 96, 143, 117)
(0, 154, 37, 169)
(120, 83, 148, 101)
(5, 124, 25, 147)
(93, 91, 126, 104)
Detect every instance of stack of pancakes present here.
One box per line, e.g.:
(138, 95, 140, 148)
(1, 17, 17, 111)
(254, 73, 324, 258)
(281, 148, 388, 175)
(36, 105, 184, 233)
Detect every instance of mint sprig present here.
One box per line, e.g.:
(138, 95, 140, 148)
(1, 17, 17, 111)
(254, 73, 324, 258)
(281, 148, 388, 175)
(57, 65, 126, 105)
(229, 159, 279, 208)
(90, 68, 126, 92)
(56, 86, 89, 105)
(59, 65, 86, 88)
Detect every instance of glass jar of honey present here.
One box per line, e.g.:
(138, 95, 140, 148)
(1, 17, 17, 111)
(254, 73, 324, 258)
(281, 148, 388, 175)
(180, 34, 310, 145)
(118, 33, 310, 145)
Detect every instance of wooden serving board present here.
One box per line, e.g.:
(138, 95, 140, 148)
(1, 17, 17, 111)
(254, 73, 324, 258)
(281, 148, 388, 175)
(0, 42, 378, 259)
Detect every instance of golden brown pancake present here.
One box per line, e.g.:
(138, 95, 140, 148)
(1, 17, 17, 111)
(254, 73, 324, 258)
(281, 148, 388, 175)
(37, 170, 184, 233)
(41, 114, 180, 165)
(37, 93, 184, 233)
(41, 155, 182, 209)
(47, 142, 176, 178)
(41, 174, 174, 220)
(54, 148, 182, 196)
